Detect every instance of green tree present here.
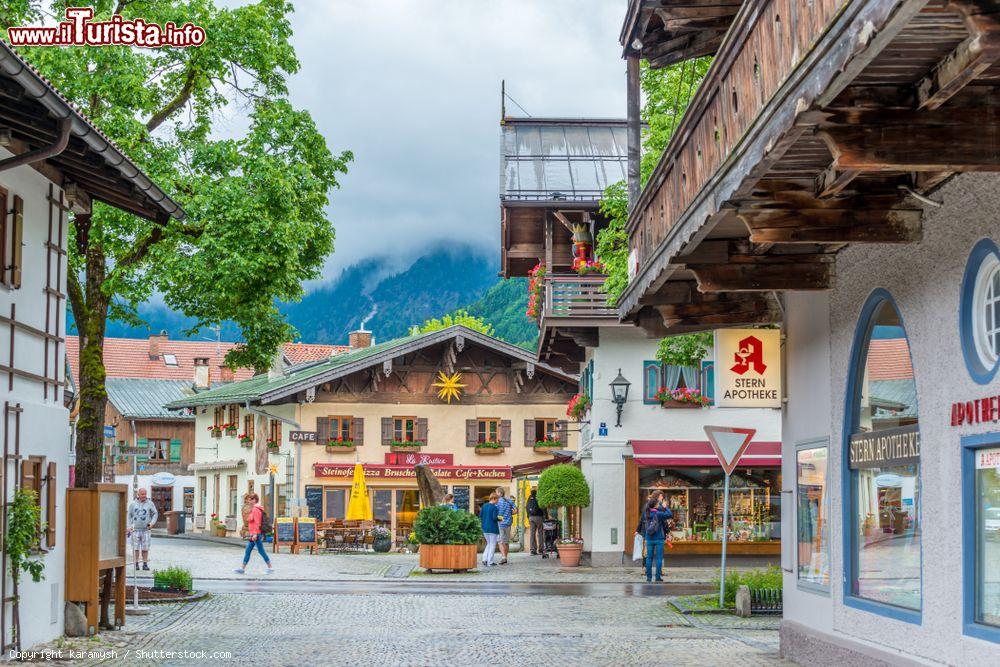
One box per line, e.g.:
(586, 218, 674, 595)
(416, 309, 494, 336)
(5, 1, 352, 487)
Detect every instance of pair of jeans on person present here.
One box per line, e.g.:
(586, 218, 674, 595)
(645, 538, 664, 581)
(482, 532, 499, 565)
(243, 535, 271, 567)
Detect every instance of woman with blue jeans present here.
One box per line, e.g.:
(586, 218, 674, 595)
(234, 493, 274, 575)
(639, 498, 672, 582)
(480, 493, 500, 567)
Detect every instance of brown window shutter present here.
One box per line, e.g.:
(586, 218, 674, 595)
(556, 420, 568, 446)
(0, 188, 7, 286)
(352, 418, 364, 446)
(465, 419, 478, 447)
(316, 416, 330, 444)
(499, 420, 512, 447)
(20, 457, 41, 495)
(46, 462, 56, 548)
(381, 417, 393, 445)
(11, 195, 22, 289)
(524, 419, 535, 447)
(416, 417, 429, 444)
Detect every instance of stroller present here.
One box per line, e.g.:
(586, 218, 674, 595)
(541, 518, 561, 558)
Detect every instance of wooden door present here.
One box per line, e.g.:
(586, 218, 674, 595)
(151, 486, 172, 526)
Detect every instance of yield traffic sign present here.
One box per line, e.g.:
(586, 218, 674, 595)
(704, 426, 757, 476)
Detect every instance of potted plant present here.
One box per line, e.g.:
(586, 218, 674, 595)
(575, 259, 605, 276)
(414, 505, 481, 572)
(238, 432, 253, 447)
(207, 424, 222, 438)
(326, 437, 355, 453)
(655, 387, 710, 409)
(537, 463, 591, 567)
(209, 513, 227, 537)
(390, 439, 424, 452)
(407, 531, 419, 554)
(566, 393, 590, 421)
(224, 422, 238, 436)
(152, 566, 193, 594)
(534, 438, 561, 450)
(474, 440, 503, 455)
(372, 525, 393, 553)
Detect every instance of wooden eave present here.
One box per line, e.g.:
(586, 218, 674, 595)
(621, 0, 746, 67)
(620, 0, 1000, 334)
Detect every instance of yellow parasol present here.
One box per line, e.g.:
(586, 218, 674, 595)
(346, 462, 373, 521)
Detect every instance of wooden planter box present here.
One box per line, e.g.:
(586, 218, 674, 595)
(419, 544, 477, 572)
(240, 441, 253, 448)
(658, 401, 704, 409)
(326, 445, 356, 454)
(225, 429, 238, 437)
(391, 445, 424, 453)
(475, 447, 503, 455)
(534, 444, 561, 452)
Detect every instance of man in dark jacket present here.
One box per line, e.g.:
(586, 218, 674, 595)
(526, 489, 546, 555)
(638, 498, 673, 582)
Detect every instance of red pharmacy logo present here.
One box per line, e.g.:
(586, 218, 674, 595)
(731, 335, 767, 376)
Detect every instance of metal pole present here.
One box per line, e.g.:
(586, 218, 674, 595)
(719, 473, 731, 608)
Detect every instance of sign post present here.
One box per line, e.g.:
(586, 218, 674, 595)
(704, 425, 756, 608)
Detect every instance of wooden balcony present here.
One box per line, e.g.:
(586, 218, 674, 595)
(618, 0, 1000, 333)
(538, 275, 624, 372)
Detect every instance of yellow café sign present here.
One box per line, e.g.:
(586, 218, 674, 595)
(313, 463, 511, 481)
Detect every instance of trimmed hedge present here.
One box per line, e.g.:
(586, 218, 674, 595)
(537, 464, 590, 509)
(413, 505, 481, 545)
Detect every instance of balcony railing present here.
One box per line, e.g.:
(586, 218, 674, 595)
(543, 275, 617, 321)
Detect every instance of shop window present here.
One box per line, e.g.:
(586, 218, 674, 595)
(960, 238, 1000, 384)
(962, 435, 1000, 642)
(796, 440, 830, 592)
(372, 489, 392, 524)
(395, 489, 420, 528)
(324, 488, 346, 520)
(844, 291, 922, 621)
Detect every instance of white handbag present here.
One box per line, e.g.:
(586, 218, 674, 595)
(632, 533, 644, 561)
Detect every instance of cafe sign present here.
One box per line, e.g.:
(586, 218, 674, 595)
(384, 452, 454, 466)
(849, 424, 921, 470)
(713, 329, 782, 408)
(313, 463, 511, 481)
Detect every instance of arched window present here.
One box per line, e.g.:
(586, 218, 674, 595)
(960, 238, 1000, 384)
(844, 291, 921, 619)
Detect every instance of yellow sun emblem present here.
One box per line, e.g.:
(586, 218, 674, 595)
(432, 371, 466, 403)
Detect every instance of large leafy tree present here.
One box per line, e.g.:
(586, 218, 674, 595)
(3, 1, 352, 487)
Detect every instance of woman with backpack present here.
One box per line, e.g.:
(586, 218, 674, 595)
(638, 498, 673, 583)
(234, 493, 274, 575)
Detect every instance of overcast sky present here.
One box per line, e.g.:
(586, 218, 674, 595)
(283, 0, 627, 283)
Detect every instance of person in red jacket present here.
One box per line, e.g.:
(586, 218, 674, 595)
(234, 493, 274, 575)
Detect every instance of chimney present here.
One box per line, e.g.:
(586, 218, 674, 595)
(193, 357, 211, 389)
(349, 329, 373, 350)
(219, 365, 235, 383)
(148, 330, 168, 360)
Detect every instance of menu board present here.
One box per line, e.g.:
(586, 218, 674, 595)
(296, 517, 317, 545)
(452, 485, 470, 512)
(305, 485, 323, 520)
(99, 491, 122, 561)
(274, 517, 295, 546)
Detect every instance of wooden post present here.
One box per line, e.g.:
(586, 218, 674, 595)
(544, 214, 553, 270)
(627, 54, 642, 209)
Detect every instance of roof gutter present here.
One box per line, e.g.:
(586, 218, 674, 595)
(0, 115, 71, 173)
(244, 401, 299, 429)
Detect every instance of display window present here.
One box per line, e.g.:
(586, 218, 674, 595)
(796, 441, 830, 591)
(845, 293, 921, 618)
(962, 438, 1000, 642)
(637, 467, 780, 542)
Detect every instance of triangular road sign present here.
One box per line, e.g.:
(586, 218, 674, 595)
(704, 426, 757, 476)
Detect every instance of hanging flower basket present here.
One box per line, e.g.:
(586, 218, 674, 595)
(326, 438, 356, 453)
(566, 393, 591, 421)
(475, 441, 503, 455)
(655, 388, 709, 409)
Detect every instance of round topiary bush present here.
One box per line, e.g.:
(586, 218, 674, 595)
(537, 464, 590, 509)
(413, 505, 481, 545)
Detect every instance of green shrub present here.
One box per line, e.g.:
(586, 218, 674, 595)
(537, 464, 590, 509)
(712, 565, 782, 607)
(153, 566, 193, 592)
(413, 506, 481, 545)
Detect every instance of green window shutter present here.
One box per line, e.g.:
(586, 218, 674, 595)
(170, 439, 182, 462)
(136, 438, 149, 462)
(643, 361, 661, 404)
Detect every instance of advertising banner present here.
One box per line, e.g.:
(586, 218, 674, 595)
(713, 329, 782, 408)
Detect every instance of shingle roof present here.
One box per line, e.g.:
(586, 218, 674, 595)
(105, 378, 196, 420)
(65, 336, 347, 384)
(867, 339, 914, 381)
(868, 379, 919, 420)
(165, 326, 577, 409)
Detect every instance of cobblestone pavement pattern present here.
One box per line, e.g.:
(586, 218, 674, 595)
(29, 592, 788, 666)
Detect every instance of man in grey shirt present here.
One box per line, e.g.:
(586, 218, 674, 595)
(127, 488, 158, 570)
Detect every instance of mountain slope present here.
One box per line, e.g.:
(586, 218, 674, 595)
(463, 278, 535, 349)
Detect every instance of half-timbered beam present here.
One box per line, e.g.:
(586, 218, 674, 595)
(689, 254, 835, 291)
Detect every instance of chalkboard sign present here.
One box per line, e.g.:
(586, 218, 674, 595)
(452, 485, 470, 512)
(305, 485, 323, 520)
(274, 517, 295, 552)
(296, 517, 317, 553)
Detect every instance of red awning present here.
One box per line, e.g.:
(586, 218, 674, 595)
(630, 440, 782, 468)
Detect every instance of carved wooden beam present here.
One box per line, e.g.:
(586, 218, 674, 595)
(739, 208, 922, 245)
(817, 163, 861, 198)
(656, 292, 783, 329)
(689, 254, 835, 291)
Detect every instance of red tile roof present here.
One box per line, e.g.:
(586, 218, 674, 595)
(65, 336, 348, 385)
(867, 339, 914, 381)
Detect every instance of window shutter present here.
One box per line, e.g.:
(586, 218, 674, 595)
(586, 359, 594, 398)
(701, 360, 715, 405)
(524, 419, 535, 447)
(170, 439, 182, 462)
(11, 195, 22, 289)
(643, 360, 662, 404)
(416, 417, 429, 444)
(465, 419, 478, 446)
(0, 188, 7, 286)
(381, 417, 393, 445)
(352, 418, 364, 446)
(317, 416, 330, 445)
(556, 420, 568, 446)
(46, 462, 56, 548)
(136, 438, 149, 462)
(499, 420, 511, 447)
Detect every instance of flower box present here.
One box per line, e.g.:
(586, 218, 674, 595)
(208, 427, 222, 438)
(475, 445, 504, 455)
(419, 544, 477, 572)
(659, 401, 704, 409)
(390, 440, 424, 452)
(326, 444, 356, 454)
(655, 388, 709, 408)
(534, 440, 561, 450)
(266, 440, 280, 451)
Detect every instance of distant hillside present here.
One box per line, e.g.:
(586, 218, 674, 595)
(464, 278, 535, 349)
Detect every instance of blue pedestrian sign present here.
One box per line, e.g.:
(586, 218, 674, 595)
(598, 422, 608, 436)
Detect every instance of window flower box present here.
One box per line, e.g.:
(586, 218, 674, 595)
(208, 426, 222, 438)
(326, 438, 356, 453)
(238, 433, 253, 447)
(534, 439, 562, 450)
(224, 423, 238, 436)
(475, 441, 503, 455)
(266, 439, 280, 451)
(390, 440, 425, 452)
(655, 388, 709, 408)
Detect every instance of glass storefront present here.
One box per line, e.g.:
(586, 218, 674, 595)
(974, 447, 1000, 628)
(848, 297, 921, 612)
(797, 443, 830, 589)
(638, 467, 780, 543)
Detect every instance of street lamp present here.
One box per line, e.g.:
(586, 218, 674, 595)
(610, 368, 631, 427)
